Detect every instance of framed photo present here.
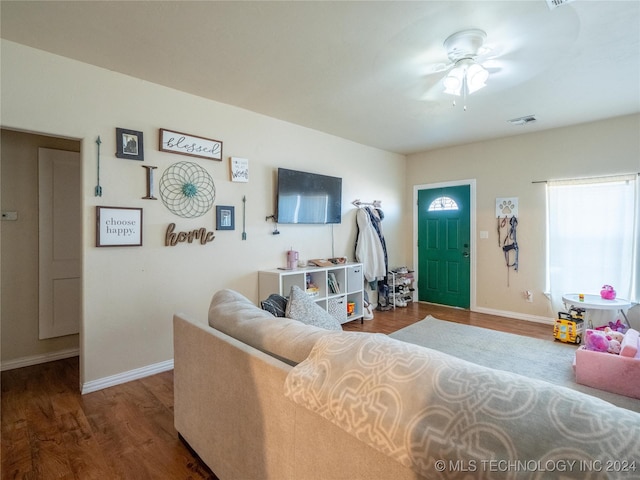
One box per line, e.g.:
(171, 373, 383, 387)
(216, 205, 235, 230)
(230, 157, 249, 182)
(96, 206, 143, 247)
(159, 128, 223, 161)
(116, 128, 144, 161)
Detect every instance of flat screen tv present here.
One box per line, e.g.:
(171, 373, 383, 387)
(276, 168, 342, 224)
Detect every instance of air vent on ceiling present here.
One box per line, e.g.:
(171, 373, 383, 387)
(508, 115, 537, 126)
(546, 0, 576, 10)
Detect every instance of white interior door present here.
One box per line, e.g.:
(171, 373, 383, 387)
(38, 148, 81, 339)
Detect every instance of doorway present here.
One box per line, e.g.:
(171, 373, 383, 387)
(414, 181, 475, 309)
(0, 129, 81, 371)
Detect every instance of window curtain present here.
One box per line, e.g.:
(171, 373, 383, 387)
(546, 174, 639, 315)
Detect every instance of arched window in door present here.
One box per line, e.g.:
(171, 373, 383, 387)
(427, 196, 459, 211)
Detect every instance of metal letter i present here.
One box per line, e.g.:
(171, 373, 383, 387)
(142, 165, 158, 200)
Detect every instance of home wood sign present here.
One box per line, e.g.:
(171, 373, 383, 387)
(165, 223, 215, 246)
(159, 129, 222, 161)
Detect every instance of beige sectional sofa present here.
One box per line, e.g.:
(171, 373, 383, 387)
(173, 289, 640, 480)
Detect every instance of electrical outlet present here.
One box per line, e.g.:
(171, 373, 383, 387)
(525, 290, 533, 303)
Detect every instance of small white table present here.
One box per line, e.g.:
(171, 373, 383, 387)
(562, 293, 632, 328)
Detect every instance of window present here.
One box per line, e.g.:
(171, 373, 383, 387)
(428, 196, 459, 211)
(546, 174, 638, 313)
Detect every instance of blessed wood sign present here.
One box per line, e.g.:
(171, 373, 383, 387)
(159, 129, 222, 161)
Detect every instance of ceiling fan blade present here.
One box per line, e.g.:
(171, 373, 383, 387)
(476, 44, 504, 62)
(423, 62, 453, 76)
(480, 59, 502, 74)
(484, 66, 502, 75)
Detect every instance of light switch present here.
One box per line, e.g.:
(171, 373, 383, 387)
(480, 230, 489, 239)
(1, 211, 18, 221)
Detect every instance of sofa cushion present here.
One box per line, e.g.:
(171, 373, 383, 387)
(260, 293, 288, 317)
(285, 286, 342, 331)
(209, 289, 340, 365)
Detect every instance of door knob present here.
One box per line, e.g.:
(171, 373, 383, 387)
(462, 251, 470, 258)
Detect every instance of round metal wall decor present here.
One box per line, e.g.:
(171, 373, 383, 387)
(159, 161, 216, 218)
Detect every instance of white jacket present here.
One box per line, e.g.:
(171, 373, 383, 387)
(355, 208, 386, 282)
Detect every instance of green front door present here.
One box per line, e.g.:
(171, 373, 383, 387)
(418, 185, 470, 308)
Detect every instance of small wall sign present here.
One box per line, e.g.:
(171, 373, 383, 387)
(496, 197, 519, 218)
(96, 206, 143, 247)
(159, 128, 222, 161)
(230, 157, 249, 182)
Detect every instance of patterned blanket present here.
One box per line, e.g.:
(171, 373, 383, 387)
(284, 332, 640, 479)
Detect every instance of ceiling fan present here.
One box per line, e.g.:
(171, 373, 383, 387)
(426, 29, 500, 109)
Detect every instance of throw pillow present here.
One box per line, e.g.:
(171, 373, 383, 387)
(260, 294, 288, 317)
(285, 285, 342, 331)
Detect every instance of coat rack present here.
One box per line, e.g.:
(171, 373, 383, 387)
(352, 199, 381, 208)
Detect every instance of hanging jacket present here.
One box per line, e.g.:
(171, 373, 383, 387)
(366, 207, 388, 276)
(355, 207, 386, 282)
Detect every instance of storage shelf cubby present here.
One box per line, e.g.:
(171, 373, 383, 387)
(259, 263, 364, 324)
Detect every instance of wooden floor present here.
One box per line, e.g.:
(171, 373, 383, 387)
(1, 358, 218, 480)
(342, 300, 551, 340)
(2, 302, 551, 479)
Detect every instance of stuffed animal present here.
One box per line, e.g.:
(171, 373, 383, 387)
(600, 284, 617, 300)
(604, 327, 625, 344)
(607, 319, 627, 333)
(584, 329, 610, 353)
(595, 319, 627, 333)
(607, 339, 622, 354)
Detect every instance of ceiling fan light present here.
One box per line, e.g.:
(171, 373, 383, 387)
(466, 63, 489, 94)
(443, 67, 464, 96)
(438, 29, 492, 108)
(443, 79, 461, 95)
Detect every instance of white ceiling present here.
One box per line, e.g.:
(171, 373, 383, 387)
(1, 0, 639, 154)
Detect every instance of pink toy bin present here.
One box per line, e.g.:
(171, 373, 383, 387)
(573, 344, 640, 399)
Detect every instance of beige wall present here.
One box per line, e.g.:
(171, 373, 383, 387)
(406, 114, 640, 324)
(2, 38, 638, 387)
(1, 130, 81, 363)
(0, 40, 406, 386)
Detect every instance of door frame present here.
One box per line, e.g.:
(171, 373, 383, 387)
(413, 179, 477, 310)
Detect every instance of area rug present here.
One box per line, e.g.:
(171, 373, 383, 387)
(389, 316, 639, 412)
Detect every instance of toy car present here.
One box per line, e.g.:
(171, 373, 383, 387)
(554, 311, 585, 344)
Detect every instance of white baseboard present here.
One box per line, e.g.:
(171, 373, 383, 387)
(472, 306, 555, 325)
(81, 359, 174, 394)
(1, 347, 79, 371)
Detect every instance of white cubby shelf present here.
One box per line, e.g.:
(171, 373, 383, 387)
(258, 263, 364, 324)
